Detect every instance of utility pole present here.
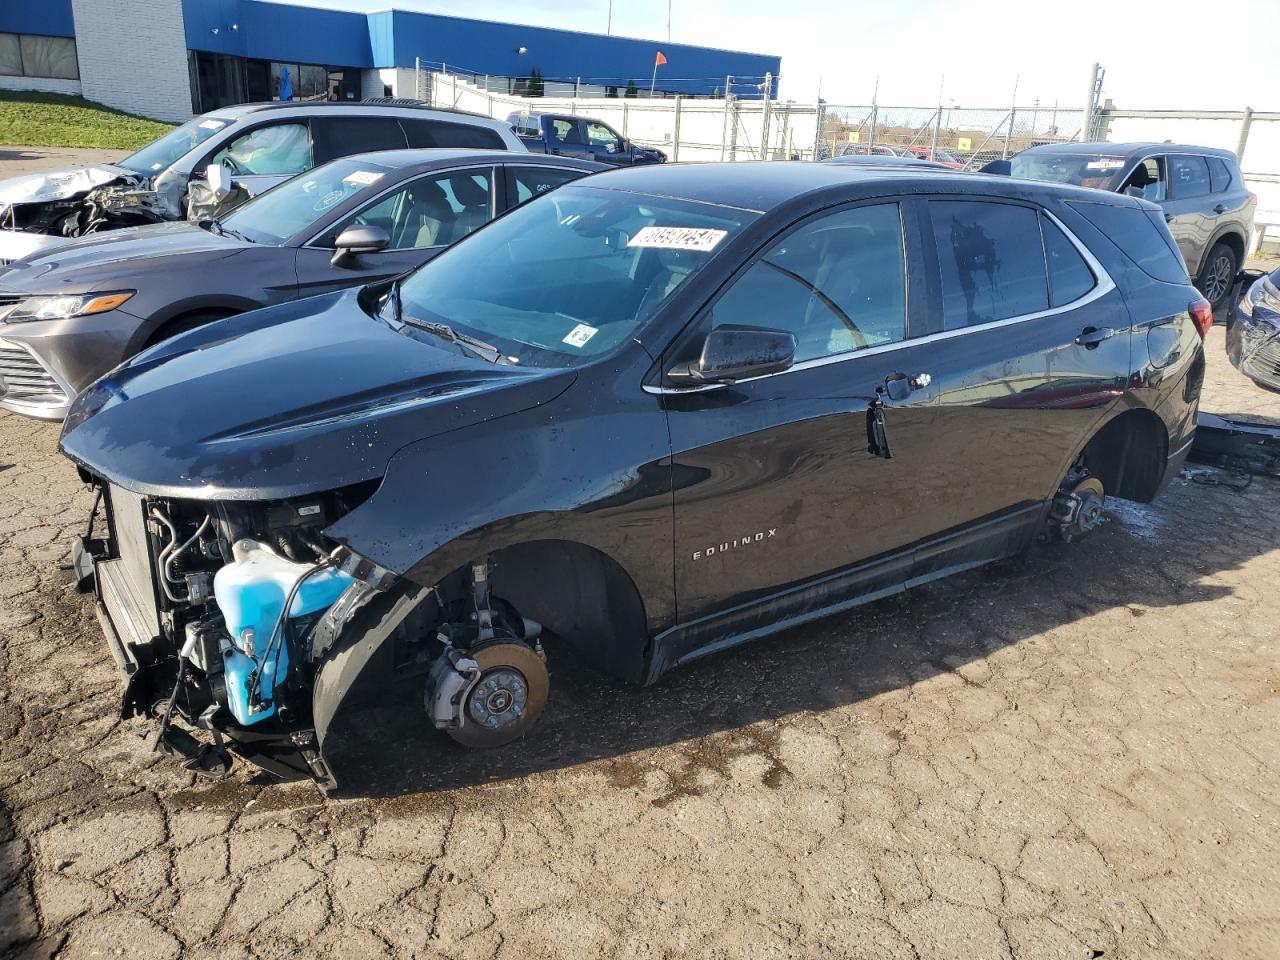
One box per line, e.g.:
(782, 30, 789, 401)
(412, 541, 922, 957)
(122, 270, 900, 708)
(1002, 74, 1019, 159)
(759, 72, 773, 160)
(1082, 62, 1104, 140)
(869, 75, 879, 147)
(607, 0, 612, 35)
(931, 75, 944, 158)
(667, 0, 672, 42)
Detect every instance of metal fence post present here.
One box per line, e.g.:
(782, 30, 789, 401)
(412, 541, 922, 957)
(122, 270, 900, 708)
(721, 76, 733, 161)
(778, 101, 792, 160)
(415, 57, 421, 101)
(1002, 76, 1019, 159)
(622, 100, 629, 137)
(931, 78, 943, 158)
(672, 97, 682, 161)
(759, 72, 773, 160)
(1237, 106, 1254, 163)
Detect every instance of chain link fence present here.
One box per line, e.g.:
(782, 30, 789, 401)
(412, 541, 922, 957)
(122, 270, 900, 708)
(816, 104, 1087, 169)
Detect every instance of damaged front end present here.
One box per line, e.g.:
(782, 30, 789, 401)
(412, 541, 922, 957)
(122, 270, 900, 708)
(74, 480, 392, 788)
(0, 164, 182, 246)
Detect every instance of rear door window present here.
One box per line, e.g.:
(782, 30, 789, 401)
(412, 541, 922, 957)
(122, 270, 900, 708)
(1207, 156, 1235, 193)
(401, 119, 505, 150)
(1169, 155, 1211, 199)
(929, 200, 1049, 328)
(507, 165, 585, 206)
(311, 116, 406, 163)
(1041, 217, 1095, 307)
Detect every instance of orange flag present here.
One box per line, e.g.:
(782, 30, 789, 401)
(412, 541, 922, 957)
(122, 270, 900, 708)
(654, 51, 668, 67)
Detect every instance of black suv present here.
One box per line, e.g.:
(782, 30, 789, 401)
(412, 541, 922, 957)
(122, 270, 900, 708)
(61, 164, 1207, 789)
(1005, 142, 1256, 310)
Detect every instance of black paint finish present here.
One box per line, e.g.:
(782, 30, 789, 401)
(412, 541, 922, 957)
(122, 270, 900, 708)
(61, 163, 1203, 685)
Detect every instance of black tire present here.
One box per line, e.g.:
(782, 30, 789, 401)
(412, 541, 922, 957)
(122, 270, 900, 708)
(1196, 241, 1237, 312)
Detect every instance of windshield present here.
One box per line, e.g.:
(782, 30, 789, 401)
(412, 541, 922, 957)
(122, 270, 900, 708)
(221, 157, 393, 245)
(119, 116, 233, 175)
(393, 185, 756, 367)
(1009, 152, 1126, 190)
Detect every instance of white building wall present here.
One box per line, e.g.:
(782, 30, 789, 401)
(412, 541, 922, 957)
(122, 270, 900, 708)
(70, 0, 193, 121)
(0, 76, 82, 96)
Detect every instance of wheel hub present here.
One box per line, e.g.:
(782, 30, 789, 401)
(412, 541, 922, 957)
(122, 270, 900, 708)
(469, 669, 528, 729)
(426, 640, 549, 749)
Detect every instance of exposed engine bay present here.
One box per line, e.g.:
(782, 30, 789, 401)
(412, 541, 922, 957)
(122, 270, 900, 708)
(76, 481, 548, 790)
(0, 167, 180, 239)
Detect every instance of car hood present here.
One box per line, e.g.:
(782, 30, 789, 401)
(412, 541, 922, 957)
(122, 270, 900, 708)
(0, 163, 132, 206)
(0, 221, 247, 291)
(60, 289, 576, 500)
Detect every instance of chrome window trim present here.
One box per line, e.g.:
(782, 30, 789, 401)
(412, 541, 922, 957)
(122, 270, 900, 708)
(643, 207, 1115, 396)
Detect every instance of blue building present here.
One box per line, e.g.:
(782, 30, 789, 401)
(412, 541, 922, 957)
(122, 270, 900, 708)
(0, 0, 780, 121)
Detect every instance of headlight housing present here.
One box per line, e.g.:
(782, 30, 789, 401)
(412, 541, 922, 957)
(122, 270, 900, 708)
(1238, 273, 1280, 322)
(0, 291, 134, 323)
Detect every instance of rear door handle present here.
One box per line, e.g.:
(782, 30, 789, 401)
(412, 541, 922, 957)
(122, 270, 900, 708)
(1213, 204, 1226, 214)
(1075, 326, 1116, 348)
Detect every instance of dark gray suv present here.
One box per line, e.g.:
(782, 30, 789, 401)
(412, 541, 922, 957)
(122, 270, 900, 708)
(1007, 142, 1256, 309)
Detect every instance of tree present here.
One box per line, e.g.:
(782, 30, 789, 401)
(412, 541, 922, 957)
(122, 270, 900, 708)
(624, 78, 638, 98)
(527, 67, 545, 98)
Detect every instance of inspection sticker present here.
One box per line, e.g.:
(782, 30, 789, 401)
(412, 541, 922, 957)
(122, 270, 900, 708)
(342, 170, 384, 186)
(198, 119, 226, 130)
(562, 323, 599, 348)
(1085, 159, 1126, 170)
(629, 226, 728, 252)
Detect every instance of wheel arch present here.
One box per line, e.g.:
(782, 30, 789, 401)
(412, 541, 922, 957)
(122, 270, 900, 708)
(127, 295, 262, 353)
(1200, 227, 1246, 278)
(1073, 406, 1170, 503)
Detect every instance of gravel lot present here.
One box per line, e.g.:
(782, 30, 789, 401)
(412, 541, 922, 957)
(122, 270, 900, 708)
(1, 147, 1279, 959)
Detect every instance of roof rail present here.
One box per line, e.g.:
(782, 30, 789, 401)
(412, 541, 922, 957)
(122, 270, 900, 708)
(246, 99, 492, 120)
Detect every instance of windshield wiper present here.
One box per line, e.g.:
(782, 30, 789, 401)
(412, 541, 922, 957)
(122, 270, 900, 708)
(402, 314, 503, 364)
(218, 222, 253, 243)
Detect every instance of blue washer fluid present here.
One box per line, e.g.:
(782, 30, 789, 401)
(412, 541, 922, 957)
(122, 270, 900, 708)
(214, 539, 353, 725)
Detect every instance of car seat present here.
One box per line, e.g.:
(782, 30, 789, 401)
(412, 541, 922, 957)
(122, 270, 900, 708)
(399, 179, 455, 248)
(445, 175, 490, 243)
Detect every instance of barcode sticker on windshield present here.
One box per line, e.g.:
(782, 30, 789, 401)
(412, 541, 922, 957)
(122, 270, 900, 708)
(1085, 159, 1125, 170)
(563, 323, 599, 348)
(343, 170, 384, 186)
(198, 119, 226, 130)
(629, 226, 727, 252)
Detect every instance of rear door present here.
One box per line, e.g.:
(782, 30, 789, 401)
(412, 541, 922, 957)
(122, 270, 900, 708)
(908, 197, 1131, 580)
(293, 166, 497, 299)
(1164, 154, 1215, 274)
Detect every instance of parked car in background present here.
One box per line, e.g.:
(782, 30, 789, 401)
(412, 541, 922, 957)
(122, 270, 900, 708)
(508, 111, 666, 165)
(61, 163, 1205, 788)
(1227, 266, 1280, 391)
(0, 101, 525, 263)
(0, 151, 599, 419)
(823, 155, 951, 170)
(1003, 142, 1257, 310)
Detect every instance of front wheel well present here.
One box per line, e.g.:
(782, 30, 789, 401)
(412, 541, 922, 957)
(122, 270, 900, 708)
(142, 307, 239, 349)
(1079, 409, 1169, 503)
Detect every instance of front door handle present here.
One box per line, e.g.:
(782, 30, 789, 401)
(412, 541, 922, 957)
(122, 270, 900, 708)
(1213, 204, 1226, 214)
(1075, 326, 1116, 348)
(883, 371, 932, 401)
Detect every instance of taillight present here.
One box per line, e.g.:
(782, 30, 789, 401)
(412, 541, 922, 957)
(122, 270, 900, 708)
(1189, 297, 1213, 339)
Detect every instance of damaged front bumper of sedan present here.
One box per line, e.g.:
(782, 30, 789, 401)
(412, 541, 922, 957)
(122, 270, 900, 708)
(71, 480, 394, 789)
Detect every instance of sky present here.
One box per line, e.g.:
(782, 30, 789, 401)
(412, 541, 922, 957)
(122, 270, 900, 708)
(267, 0, 1279, 110)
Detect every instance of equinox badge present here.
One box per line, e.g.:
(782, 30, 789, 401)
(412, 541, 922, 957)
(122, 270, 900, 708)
(692, 529, 778, 561)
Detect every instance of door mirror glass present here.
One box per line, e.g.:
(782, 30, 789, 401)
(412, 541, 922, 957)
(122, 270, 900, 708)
(331, 224, 390, 266)
(669, 324, 796, 385)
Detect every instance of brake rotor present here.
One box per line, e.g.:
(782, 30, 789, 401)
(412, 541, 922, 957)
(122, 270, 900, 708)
(447, 641, 548, 749)
(1067, 475, 1105, 540)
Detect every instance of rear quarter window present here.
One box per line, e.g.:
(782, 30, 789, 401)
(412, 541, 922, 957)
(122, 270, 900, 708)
(1207, 156, 1236, 193)
(1067, 200, 1189, 284)
(403, 119, 505, 150)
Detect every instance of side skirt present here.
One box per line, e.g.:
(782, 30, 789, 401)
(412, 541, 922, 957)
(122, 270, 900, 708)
(645, 503, 1044, 684)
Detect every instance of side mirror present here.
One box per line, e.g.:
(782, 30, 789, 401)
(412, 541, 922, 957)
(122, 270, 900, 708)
(668, 324, 797, 385)
(330, 224, 390, 267)
(206, 162, 233, 202)
(1123, 185, 1144, 198)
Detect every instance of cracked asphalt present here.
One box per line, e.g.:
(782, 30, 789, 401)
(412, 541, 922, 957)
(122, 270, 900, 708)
(2, 148, 1280, 959)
